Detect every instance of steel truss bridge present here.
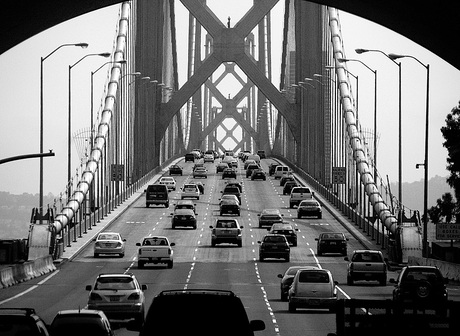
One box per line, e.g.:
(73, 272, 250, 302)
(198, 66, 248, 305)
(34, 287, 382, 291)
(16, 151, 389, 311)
(18, 1, 428, 263)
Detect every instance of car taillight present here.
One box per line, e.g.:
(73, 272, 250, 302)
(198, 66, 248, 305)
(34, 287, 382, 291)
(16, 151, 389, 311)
(90, 293, 103, 301)
(95, 242, 101, 248)
(116, 242, 122, 248)
(138, 249, 142, 255)
(168, 248, 172, 255)
(128, 293, 140, 300)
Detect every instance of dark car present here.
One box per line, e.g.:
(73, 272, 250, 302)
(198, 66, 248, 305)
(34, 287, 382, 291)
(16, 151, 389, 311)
(128, 289, 265, 336)
(193, 181, 205, 194)
(220, 199, 241, 216)
(258, 234, 290, 262)
(268, 163, 279, 176)
(171, 208, 197, 229)
(251, 169, 266, 180)
(185, 153, 195, 162)
(297, 199, 322, 219)
(145, 184, 169, 208)
(0, 308, 50, 336)
(169, 164, 183, 175)
(315, 232, 348, 256)
(225, 180, 243, 192)
(49, 309, 114, 336)
(390, 266, 448, 305)
(246, 163, 260, 177)
(283, 181, 298, 195)
(216, 162, 230, 173)
(222, 168, 237, 179)
(256, 150, 266, 159)
(258, 209, 284, 228)
(280, 174, 295, 186)
(268, 223, 298, 246)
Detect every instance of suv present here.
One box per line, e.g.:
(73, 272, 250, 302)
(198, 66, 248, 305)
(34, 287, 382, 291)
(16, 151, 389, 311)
(49, 309, 114, 336)
(345, 250, 387, 285)
(0, 308, 50, 336)
(210, 219, 243, 247)
(268, 223, 298, 246)
(128, 289, 265, 335)
(289, 186, 314, 208)
(181, 183, 200, 200)
(258, 209, 284, 228)
(390, 266, 448, 304)
(258, 234, 290, 262)
(145, 184, 169, 207)
(86, 273, 147, 326)
(315, 232, 348, 256)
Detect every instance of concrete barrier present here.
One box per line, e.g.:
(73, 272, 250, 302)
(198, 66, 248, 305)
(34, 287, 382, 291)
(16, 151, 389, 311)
(0, 255, 56, 288)
(0, 267, 15, 288)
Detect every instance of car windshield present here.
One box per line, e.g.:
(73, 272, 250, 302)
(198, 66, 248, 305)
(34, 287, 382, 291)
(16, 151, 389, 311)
(298, 271, 330, 283)
(95, 277, 135, 290)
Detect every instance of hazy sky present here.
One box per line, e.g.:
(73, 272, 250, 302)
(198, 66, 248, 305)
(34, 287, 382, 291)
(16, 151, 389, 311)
(0, 1, 459, 198)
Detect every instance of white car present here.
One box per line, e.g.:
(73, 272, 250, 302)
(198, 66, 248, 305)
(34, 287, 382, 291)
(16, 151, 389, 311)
(159, 176, 176, 191)
(219, 194, 240, 205)
(181, 183, 200, 200)
(288, 267, 338, 312)
(93, 232, 126, 258)
(203, 154, 215, 162)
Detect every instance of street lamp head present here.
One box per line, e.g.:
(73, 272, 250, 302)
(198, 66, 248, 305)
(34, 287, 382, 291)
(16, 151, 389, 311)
(141, 76, 150, 80)
(75, 43, 89, 48)
(388, 53, 405, 61)
(355, 48, 369, 54)
(99, 52, 111, 58)
(118, 60, 127, 64)
(337, 58, 349, 63)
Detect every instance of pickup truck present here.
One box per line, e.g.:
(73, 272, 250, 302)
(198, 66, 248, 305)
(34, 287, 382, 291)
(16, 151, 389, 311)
(289, 186, 314, 208)
(136, 236, 175, 269)
(344, 250, 387, 286)
(329, 298, 460, 336)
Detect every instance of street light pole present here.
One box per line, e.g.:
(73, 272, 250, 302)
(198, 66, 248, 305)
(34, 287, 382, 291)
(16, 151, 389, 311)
(389, 53, 430, 257)
(39, 42, 88, 222)
(68, 52, 110, 197)
(356, 48, 403, 217)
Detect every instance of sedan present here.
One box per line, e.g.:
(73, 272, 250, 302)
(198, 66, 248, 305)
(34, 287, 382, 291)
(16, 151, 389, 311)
(193, 166, 207, 178)
(251, 169, 266, 180)
(171, 208, 197, 229)
(169, 164, 183, 175)
(222, 168, 237, 179)
(93, 232, 126, 258)
(158, 176, 176, 191)
(219, 199, 241, 216)
(297, 199, 322, 219)
(315, 232, 348, 256)
(216, 162, 229, 173)
(219, 194, 240, 205)
(258, 234, 290, 262)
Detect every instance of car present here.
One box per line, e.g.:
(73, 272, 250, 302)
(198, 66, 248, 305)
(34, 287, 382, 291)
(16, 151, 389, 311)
(283, 180, 298, 195)
(145, 184, 170, 207)
(86, 273, 147, 326)
(277, 266, 317, 301)
(246, 163, 260, 177)
(136, 236, 175, 268)
(268, 163, 279, 175)
(220, 199, 241, 216)
(158, 176, 176, 191)
(127, 289, 265, 335)
(49, 309, 114, 336)
(193, 166, 208, 178)
(210, 219, 243, 247)
(297, 199, 322, 219)
(181, 183, 200, 200)
(192, 161, 205, 171)
(257, 209, 284, 228)
(251, 168, 266, 180)
(93, 232, 126, 258)
(171, 208, 197, 229)
(168, 164, 183, 175)
(184, 153, 195, 162)
(244, 159, 256, 169)
(390, 266, 448, 305)
(274, 165, 290, 179)
(345, 250, 388, 285)
(221, 185, 241, 203)
(280, 174, 295, 186)
(268, 223, 298, 246)
(288, 268, 338, 312)
(219, 194, 240, 205)
(173, 199, 196, 212)
(315, 232, 348, 256)
(216, 162, 230, 173)
(193, 181, 205, 194)
(203, 153, 215, 162)
(0, 308, 50, 336)
(222, 167, 237, 179)
(225, 180, 243, 192)
(289, 186, 314, 208)
(229, 158, 238, 168)
(256, 150, 266, 158)
(258, 234, 290, 262)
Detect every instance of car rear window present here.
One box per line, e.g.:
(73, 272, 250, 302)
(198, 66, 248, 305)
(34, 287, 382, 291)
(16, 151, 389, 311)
(216, 221, 237, 228)
(293, 187, 311, 193)
(352, 252, 383, 262)
(299, 271, 330, 283)
(95, 277, 135, 290)
(321, 233, 344, 240)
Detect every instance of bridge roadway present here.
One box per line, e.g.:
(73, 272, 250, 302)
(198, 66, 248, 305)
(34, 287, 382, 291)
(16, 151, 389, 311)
(0, 157, 459, 335)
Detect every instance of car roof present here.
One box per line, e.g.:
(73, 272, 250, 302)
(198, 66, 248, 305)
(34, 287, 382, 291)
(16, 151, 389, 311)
(177, 199, 195, 204)
(261, 209, 281, 214)
(97, 273, 134, 279)
(174, 208, 195, 214)
(271, 223, 293, 229)
(352, 249, 381, 254)
(54, 309, 106, 316)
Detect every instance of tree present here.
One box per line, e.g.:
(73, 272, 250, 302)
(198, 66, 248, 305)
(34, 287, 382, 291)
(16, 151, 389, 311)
(428, 192, 457, 223)
(441, 101, 460, 201)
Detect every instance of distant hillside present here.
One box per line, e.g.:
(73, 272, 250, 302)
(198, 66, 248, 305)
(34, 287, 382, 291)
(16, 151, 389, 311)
(389, 175, 454, 213)
(0, 192, 55, 239)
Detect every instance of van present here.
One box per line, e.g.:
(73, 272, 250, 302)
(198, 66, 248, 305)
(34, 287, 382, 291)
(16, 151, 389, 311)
(185, 153, 195, 162)
(245, 154, 260, 164)
(274, 166, 290, 179)
(256, 150, 266, 159)
(145, 184, 169, 208)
